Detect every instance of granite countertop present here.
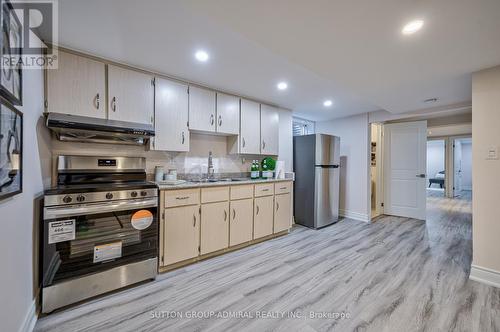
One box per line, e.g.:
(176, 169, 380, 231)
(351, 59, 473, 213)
(156, 177, 293, 190)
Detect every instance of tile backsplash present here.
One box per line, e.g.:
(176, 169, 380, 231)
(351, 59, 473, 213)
(51, 133, 261, 177)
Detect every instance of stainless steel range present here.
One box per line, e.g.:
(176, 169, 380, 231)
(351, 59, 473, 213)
(41, 156, 158, 313)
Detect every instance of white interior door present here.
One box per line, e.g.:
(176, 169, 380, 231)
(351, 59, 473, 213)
(383, 121, 427, 220)
(453, 139, 463, 196)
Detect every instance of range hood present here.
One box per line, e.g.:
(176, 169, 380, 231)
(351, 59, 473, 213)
(46, 113, 155, 145)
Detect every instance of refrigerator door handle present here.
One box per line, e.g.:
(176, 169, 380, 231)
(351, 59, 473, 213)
(315, 165, 339, 168)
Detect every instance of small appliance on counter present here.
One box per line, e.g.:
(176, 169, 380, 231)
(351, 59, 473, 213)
(41, 156, 158, 313)
(293, 134, 340, 229)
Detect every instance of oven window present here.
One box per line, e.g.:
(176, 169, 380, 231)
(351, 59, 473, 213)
(42, 208, 157, 286)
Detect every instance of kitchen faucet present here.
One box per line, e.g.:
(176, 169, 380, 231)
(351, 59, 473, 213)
(207, 151, 214, 180)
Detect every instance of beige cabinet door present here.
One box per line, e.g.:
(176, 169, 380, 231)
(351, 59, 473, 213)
(254, 196, 274, 239)
(46, 50, 105, 118)
(274, 193, 292, 233)
(240, 99, 261, 154)
(229, 199, 253, 246)
(153, 78, 189, 152)
(216, 93, 239, 135)
(189, 86, 216, 133)
(260, 104, 279, 155)
(107, 65, 154, 125)
(163, 205, 200, 266)
(200, 201, 229, 255)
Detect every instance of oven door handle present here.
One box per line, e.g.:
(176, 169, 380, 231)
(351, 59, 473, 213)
(44, 198, 158, 219)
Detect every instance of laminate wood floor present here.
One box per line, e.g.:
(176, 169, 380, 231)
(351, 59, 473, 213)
(35, 192, 500, 332)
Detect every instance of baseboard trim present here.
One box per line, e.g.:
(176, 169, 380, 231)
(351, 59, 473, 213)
(339, 209, 370, 223)
(470, 264, 500, 289)
(19, 300, 37, 332)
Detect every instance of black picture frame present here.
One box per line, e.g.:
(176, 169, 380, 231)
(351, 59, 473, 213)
(0, 0, 22, 106)
(0, 96, 22, 200)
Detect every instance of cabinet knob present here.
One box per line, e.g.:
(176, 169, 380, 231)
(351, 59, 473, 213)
(111, 96, 117, 112)
(95, 93, 100, 109)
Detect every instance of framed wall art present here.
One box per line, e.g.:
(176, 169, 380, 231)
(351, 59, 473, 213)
(0, 97, 22, 200)
(0, 0, 22, 105)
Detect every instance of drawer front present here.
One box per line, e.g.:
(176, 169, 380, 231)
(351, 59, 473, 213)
(275, 181, 292, 195)
(230, 184, 254, 200)
(201, 186, 230, 203)
(164, 189, 200, 208)
(254, 183, 274, 197)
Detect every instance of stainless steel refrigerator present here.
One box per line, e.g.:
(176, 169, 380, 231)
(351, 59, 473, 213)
(293, 134, 340, 229)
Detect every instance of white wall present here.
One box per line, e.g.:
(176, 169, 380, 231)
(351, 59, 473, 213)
(461, 142, 472, 190)
(316, 113, 370, 221)
(278, 109, 293, 172)
(471, 65, 500, 282)
(0, 69, 49, 330)
(427, 140, 445, 180)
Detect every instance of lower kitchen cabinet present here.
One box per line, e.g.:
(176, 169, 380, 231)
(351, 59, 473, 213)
(274, 193, 292, 233)
(200, 201, 230, 255)
(254, 196, 274, 239)
(163, 205, 200, 266)
(229, 198, 254, 246)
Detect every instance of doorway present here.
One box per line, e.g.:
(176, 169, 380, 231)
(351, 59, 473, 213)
(452, 137, 472, 198)
(426, 139, 446, 197)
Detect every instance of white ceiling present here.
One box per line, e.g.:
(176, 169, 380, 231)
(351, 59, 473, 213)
(56, 0, 500, 121)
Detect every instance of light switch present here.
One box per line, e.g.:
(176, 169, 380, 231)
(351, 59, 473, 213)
(486, 146, 498, 160)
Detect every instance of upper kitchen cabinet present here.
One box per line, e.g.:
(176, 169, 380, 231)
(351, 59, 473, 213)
(240, 99, 261, 154)
(260, 104, 279, 155)
(46, 50, 106, 118)
(189, 86, 216, 133)
(107, 65, 154, 125)
(153, 78, 189, 152)
(216, 93, 240, 135)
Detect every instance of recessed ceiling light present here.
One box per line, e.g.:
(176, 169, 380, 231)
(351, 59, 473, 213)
(277, 82, 288, 90)
(323, 100, 333, 107)
(195, 50, 209, 62)
(402, 20, 424, 35)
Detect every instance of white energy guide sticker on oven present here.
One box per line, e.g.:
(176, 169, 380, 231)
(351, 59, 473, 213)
(48, 219, 76, 244)
(94, 241, 122, 263)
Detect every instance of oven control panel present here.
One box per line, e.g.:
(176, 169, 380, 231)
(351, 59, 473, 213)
(44, 188, 158, 207)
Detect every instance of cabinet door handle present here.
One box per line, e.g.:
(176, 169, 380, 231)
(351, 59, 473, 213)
(150, 116, 154, 124)
(218, 115, 222, 127)
(262, 140, 266, 150)
(256, 205, 260, 215)
(280, 187, 287, 190)
(95, 93, 100, 109)
(181, 132, 185, 144)
(224, 210, 227, 221)
(276, 202, 280, 211)
(111, 96, 117, 112)
(176, 196, 189, 200)
(210, 114, 214, 126)
(232, 208, 236, 220)
(242, 137, 245, 148)
(262, 188, 269, 192)
(193, 214, 196, 227)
